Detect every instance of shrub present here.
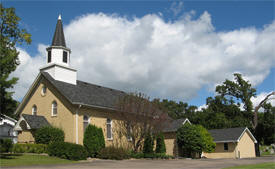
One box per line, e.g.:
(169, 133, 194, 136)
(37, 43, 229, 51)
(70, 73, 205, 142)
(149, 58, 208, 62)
(98, 147, 130, 160)
(0, 139, 13, 153)
(155, 132, 166, 154)
(48, 142, 87, 161)
(12, 143, 47, 154)
(83, 125, 105, 157)
(34, 126, 64, 144)
(143, 133, 154, 154)
(130, 152, 144, 159)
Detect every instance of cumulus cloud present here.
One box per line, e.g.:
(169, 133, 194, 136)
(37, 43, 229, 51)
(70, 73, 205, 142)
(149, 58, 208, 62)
(170, 1, 184, 16)
(12, 12, 275, 102)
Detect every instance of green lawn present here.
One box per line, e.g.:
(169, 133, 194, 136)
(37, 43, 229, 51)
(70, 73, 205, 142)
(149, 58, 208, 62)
(0, 153, 78, 167)
(224, 162, 275, 169)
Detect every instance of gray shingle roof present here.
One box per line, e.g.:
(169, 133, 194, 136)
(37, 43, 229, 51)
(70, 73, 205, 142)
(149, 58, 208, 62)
(163, 118, 189, 132)
(51, 18, 66, 47)
(22, 114, 50, 129)
(208, 127, 246, 143)
(41, 72, 126, 109)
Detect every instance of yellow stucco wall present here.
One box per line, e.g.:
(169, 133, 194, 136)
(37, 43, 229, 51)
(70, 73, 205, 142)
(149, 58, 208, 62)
(204, 130, 256, 159)
(236, 131, 256, 158)
(78, 108, 133, 149)
(17, 77, 76, 143)
(17, 131, 35, 143)
(164, 132, 178, 156)
(204, 142, 237, 159)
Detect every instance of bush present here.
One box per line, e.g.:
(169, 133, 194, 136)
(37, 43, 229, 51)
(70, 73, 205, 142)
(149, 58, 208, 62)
(48, 142, 87, 161)
(143, 133, 154, 154)
(98, 147, 130, 160)
(12, 143, 47, 154)
(83, 125, 105, 157)
(130, 152, 144, 159)
(155, 132, 166, 154)
(0, 139, 13, 153)
(34, 126, 64, 144)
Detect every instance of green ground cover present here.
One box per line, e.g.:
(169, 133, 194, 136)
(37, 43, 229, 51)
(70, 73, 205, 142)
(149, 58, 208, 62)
(0, 153, 78, 167)
(224, 162, 275, 169)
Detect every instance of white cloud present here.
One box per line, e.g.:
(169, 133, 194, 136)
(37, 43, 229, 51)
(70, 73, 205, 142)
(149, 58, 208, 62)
(251, 92, 275, 111)
(170, 1, 184, 16)
(11, 12, 275, 103)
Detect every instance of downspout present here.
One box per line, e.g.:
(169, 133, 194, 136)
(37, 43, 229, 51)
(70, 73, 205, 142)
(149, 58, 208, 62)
(76, 104, 82, 144)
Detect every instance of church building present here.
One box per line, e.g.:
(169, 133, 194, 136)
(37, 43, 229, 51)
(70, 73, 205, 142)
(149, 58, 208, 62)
(13, 15, 184, 156)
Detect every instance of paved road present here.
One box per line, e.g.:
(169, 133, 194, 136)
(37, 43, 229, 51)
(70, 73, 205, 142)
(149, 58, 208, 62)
(3, 156, 275, 169)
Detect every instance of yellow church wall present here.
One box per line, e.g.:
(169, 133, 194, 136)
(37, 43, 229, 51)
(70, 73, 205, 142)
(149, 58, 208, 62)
(203, 142, 237, 159)
(17, 77, 76, 143)
(78, 107, 132, 149)
(236, 131, 256, 158)
(164, 132, 178, 156)
(17, 131, 35, 143)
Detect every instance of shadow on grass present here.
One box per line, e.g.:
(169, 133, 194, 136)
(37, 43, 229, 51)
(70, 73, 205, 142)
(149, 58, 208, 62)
(0, 153, 23, 159)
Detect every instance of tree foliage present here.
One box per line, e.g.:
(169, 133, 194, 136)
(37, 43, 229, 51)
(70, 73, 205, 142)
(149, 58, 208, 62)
(143, 133, 154, 154)
(176, 124, 215, 158)
(83, 124, 105, 157)
(115, 93, 169, 152)
(0, 4, 31, 118)
(155, 132, 166, 153)
(34, 126, 64, 144)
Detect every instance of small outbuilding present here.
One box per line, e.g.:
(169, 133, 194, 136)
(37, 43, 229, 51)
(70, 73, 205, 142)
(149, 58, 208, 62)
(203, 127, 257, 159)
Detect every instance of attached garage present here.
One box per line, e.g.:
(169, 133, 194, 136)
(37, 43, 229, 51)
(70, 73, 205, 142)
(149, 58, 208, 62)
(203, 127, 257, 159)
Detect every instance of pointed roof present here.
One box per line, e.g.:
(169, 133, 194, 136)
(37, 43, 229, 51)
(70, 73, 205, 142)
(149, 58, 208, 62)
(51, 15, 66, 47)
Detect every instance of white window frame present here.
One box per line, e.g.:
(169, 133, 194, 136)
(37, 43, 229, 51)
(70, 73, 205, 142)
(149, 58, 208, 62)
(41, 85, 47, 95)
(51, 101, 57, 117)
(106, 118, 113, 140)
(32, 105, 37, 115)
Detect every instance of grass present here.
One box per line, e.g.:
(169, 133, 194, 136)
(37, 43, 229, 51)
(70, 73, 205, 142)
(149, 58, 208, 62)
(0, 153, 78, 167)
(224, 162, 275, 169)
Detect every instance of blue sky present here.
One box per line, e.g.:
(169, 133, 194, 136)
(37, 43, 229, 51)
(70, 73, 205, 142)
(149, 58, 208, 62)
(4, 1, 275, 108)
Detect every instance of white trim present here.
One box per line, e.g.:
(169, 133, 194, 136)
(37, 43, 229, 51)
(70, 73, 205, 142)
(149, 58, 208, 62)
(182, 118, 191, 125)
(0, 114, 17, 123)
(75, 105, 81, 144)
(13, 116, 31, 131)
(106, 118, 113, 140)
(237, 127, 257, 143)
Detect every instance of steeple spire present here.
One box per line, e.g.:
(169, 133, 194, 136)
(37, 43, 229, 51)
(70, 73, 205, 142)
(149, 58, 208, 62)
(52, 14, 66, 47)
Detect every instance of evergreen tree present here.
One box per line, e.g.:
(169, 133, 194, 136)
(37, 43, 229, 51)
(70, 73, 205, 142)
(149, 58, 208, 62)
(143, 133, 154, 154)
(155, 132, 166, 154)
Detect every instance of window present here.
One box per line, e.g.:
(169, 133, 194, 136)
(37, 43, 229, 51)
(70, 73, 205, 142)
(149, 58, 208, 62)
(63, 51, 67, 63)
(224, 143, 228, 151)
(48, 51, 51, 63)
(32, 105, 37, 115)
(127, 124, 132, 141)
(106, 118, 112, 140)
(83, 115, 89, 135)
(41, 85, 47, 96)
(52, 101, 57, 116)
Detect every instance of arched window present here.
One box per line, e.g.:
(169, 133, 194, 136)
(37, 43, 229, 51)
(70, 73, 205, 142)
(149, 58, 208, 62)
(106, 118, 112, 140)
(83, 115, 89, 134)
(32, 105, 37, 115)
(52, 101, 57, 116)
(41, 85, 47, 95)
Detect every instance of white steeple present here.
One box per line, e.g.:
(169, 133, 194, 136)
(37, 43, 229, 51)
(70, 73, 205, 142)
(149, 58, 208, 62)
(40, 15, 77, 85)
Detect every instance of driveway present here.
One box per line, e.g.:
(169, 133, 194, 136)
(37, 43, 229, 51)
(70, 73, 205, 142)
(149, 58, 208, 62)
(3, 156, 275, 169)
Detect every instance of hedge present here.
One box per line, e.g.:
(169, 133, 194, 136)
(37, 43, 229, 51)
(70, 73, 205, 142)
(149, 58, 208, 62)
(98, 147, 130, 160)
(47, 142, 87, 161)
(0, 139, 13, 153)
(12, 143, 47, 154)
(83, 125, 105, 157)
(130, 152, 173, 159)
(34, 126, 64, 144)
